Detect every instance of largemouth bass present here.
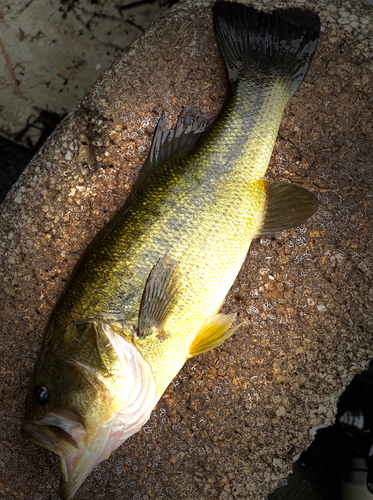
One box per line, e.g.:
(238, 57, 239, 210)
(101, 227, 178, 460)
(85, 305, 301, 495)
(22, 2, 320, 498)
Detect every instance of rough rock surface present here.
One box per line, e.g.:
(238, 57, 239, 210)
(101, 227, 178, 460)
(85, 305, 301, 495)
(1, 0, 373, 499)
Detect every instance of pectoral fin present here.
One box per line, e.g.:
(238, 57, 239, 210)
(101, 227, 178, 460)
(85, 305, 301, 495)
(189, 313, 241, 358)
(256, 180, 318, 236)
(138, 256, 180, 339)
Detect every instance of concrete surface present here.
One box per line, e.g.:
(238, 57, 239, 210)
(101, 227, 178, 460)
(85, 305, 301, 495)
(0, 0, 172, 146)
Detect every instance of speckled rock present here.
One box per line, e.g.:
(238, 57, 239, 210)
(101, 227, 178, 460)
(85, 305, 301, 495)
(1, 0, 373, 499)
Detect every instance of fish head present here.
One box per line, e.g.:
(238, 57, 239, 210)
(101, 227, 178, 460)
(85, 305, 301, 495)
(22, 321, 157, 500)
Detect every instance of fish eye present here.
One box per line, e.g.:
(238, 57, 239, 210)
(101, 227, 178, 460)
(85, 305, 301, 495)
(33, 384, 49, 405)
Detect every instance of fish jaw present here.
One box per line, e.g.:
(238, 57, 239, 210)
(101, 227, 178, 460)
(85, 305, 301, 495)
(57, 413, 121, 500)
(22, 412, 115, 500)
(22, 406, 145, 500)
(22, 322, 158, 500)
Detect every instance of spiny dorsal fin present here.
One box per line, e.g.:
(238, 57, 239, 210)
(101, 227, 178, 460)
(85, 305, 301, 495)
(256, 180, 318, 237)
(143, 108, 210, 175)
(124, 109, 210, 211)
(189, 313, 241, 358)
(138, 256, 181, 339)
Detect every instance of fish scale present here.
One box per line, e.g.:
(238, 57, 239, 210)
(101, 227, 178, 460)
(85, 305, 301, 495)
(22, 3, 321, 499)
(56, 83, 289, 339)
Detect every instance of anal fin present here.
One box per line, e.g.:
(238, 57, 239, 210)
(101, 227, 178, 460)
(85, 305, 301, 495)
(256, 180, 318, 236)
(189, 313, 241, 358)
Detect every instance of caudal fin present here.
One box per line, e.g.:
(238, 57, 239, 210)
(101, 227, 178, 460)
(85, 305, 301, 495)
(213, 0, 320, 96)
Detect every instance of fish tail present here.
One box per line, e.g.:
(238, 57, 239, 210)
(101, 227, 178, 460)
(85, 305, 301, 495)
(213, 0, 320, 95)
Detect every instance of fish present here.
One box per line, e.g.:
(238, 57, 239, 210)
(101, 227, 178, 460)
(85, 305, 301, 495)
(21, 2, 321, 499)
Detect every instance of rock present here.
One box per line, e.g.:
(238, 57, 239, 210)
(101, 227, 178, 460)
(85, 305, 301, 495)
(1, 0, 373, 499)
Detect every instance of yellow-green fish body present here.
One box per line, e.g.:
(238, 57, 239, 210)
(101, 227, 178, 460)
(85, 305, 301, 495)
(22, 2, 320, 499)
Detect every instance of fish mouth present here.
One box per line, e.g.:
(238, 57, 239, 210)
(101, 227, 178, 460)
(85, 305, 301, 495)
(21, 413, 112, 500)
(21, 410, 94, 499)
(21, 415, 81, 460)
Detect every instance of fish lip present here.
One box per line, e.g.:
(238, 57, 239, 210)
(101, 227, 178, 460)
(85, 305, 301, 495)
(21, 419, 57, 453)
(21, 416, 99, 500)
(21, 418, 80, 457)
(21, 417, 98, 500)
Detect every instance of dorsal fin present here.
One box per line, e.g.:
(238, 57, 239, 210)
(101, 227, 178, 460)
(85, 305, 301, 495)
(142, 108, 210, 177)
(124, 109, 210, 210)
